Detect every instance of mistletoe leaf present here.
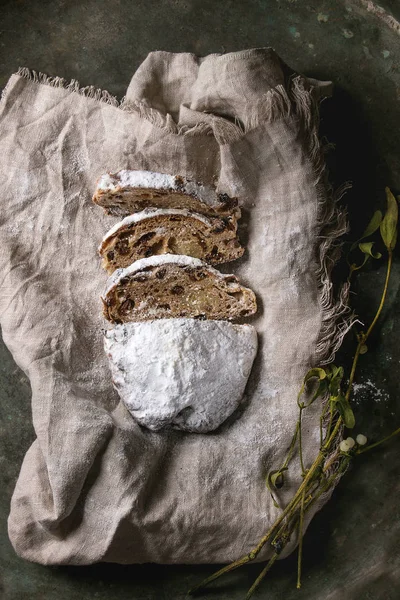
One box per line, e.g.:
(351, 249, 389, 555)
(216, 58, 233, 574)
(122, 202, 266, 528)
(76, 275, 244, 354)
(380, 187, 398, 250)
(358, 242, 382, 259)
(350, 254, 370, 273)
(361, 209, 383, 239)
(303, 368, 327, 383)
(329, 366, 344, 398)
(305, 379, 329, 408)
(266, 468, 288, 507)
(298, 368, 327, 408)
(336, 394, 356, 429)
(350, 210, 383, 251)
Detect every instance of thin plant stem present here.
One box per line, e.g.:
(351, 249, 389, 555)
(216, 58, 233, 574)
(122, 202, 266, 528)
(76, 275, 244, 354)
(364, 250, 393, 340)
(271, 506, 303, 552)
(245, 554, 279, 600)
(357, 427, 400, 455)
(307, 472, 340, 505)
(322, 449, 340, 474)
(298, 406, 306, 475)
(344, 249, 393, 406)
(187, 555, 252, 595)
(282, 422, 299, 469)
(325, 403, 334, 443)
(319, 400, 331, 446)
(310, 456, 352, 510)
(188, 247, 394, 597)
(188, 419, 344, 595)
(296, 490, 306, 589)
(345, 341, 362, 402)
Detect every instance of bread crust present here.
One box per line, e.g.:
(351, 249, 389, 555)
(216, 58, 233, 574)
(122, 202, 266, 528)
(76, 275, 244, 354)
(99, 208, 244, 273)
(102, 255, 257, 324)
(92, 170, 241, 218)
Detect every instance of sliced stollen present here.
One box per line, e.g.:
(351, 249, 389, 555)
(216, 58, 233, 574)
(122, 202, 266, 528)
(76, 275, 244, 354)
(104, 319, 258, 432)
(92, 169, 240, 218)
(99, 208, 244, 274)
(102, 255, 257, 324)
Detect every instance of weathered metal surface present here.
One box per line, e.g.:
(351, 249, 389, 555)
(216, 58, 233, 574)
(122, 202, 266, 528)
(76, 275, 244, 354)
(0, 1, 399, 598)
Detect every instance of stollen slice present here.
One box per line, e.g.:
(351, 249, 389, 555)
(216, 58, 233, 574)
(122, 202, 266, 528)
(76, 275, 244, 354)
(102, 255, 257, 324)
(104, 319, 258, 433)
(92, 169, 240, 218)
(99, 208, 244, 274)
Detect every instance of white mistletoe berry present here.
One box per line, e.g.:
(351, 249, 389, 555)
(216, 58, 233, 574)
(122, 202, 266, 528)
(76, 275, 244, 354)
(339, 440, 350, 452)
(356, 434, 368, 446)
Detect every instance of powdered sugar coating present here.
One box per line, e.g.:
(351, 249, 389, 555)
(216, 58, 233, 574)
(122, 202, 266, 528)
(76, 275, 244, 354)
(98, 170, 176, 191)
(96, 170, 226, 210)
(103, 254, 233, 297)
(100, 208, 215, 250)
(104, 319, 258, 432)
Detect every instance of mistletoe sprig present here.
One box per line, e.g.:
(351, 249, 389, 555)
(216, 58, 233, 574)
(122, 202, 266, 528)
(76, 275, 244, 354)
(189, 188, 400, 599)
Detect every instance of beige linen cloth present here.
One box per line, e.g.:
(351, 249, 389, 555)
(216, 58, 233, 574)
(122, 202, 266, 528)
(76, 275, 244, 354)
(0, 48, 350, 565)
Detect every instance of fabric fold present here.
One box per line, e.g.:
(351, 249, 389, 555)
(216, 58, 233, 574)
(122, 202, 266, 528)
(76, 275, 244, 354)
(0, 48, 349, 566)
(125, 48, 333, 136)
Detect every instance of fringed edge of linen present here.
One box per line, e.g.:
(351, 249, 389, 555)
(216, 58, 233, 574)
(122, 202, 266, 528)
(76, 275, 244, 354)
(10, 68, 215, 138)
(254, 78, 355, 561)
(266, 77, 355, 554)
(10, 66, 354, 365)
(15, 67, 121, 106)
(286, 76, 355, 367)
(238, 73, 355, 367)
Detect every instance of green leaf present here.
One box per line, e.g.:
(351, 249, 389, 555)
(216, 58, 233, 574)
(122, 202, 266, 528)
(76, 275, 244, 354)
(303, 368, 327, 383)
(336, 394, 356, 429)
(349, 255, 370, 273)
(266, 468, 287, 507)
(305, 379, 328, 407)
(350, 210, 383, 251)
(358, 242, 382, 259)
(323, 365, 334, 378)
(325, 364, 341, 380)
(361, 210, 383, 239)
(350, 242, 382, 274)
(391, 227, 398, 251)
(270, 469, 287, 489)
(380, 187, 398, 250)
(329, 366, 344, 398)
(298, 368, 327, 408)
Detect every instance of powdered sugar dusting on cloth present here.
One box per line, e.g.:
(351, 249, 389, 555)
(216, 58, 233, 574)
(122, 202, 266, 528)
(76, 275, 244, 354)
(352, 380, 390, 405)
(104, 319, 258, 432)
(97, 169, 224, 209)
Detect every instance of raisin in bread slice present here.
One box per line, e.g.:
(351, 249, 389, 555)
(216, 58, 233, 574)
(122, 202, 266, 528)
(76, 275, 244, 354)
(102, 255, 257, 324)
(92, 170, 240, 218)
(99, 208, 244, 274)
